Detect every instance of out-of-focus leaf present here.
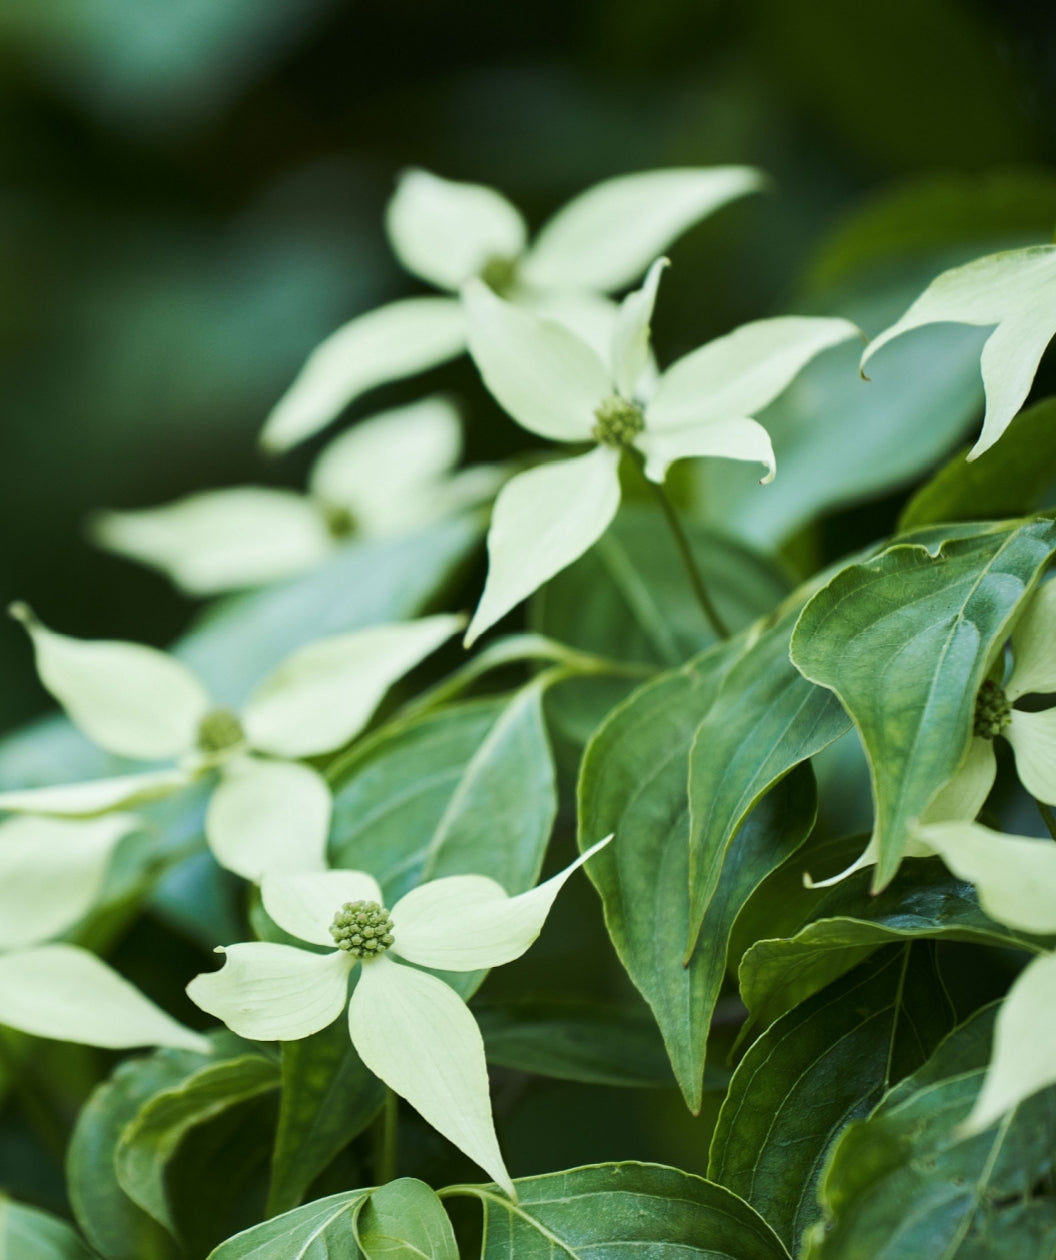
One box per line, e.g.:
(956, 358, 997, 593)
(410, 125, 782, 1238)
(0, 1195, 95, 1259)
(68, 1044, 212, 1260)
(709, 945, 954, 1254)
(900, 397, 1056, 530)
(445, 1162, 791, 1258)
(791, 520, 1056, 888)
(803, 1004, 1056, 1257)
(474, 996, 674, 1088)
(267, 1018, 384, 1217)
(115, 1053, 280, 1234)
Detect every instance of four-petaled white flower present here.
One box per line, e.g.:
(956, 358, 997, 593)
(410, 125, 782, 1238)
(92, 397, 505, 597)
(0, 604, 462, 881)
(460, 258, 860, 644)
(259, 166, 767, 452)
(187, 837, 612, 1198)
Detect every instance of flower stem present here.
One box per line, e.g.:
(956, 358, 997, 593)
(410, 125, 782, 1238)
(627, 449, 731, 640)
(372, 1088, 399, 1184)
(1038, 800, 1056, 842)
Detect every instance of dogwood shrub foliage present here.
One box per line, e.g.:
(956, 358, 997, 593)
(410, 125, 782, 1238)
(2, 166, 1056, 1258)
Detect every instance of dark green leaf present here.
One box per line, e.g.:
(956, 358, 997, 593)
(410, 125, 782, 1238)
(445, 1162, 790, 1258)
(330, 687, 556, 902)
(268, 1018, 385, 1217)
(686, 602, 851, 959)
(900, 397, 1056, 530)
(805, 1004, 1056, 1257)
(115, 1053, 280, 1235)
(67, 1045, 210, 1260)
(791, 520, 1056, 887)
(577, 643, 816, 1109)
(355, 1178, 457, 1259)
(709, 944, 954, 1253)
(0, 1195, 95, 1260)
(206, 1189, 370, 1259)
(735, 843, 1047, 1037)
(474, 996, 675, 1088)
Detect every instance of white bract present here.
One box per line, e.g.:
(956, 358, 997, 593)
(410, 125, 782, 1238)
(92, 397, 505, 597)
(187, 836, 612, 1198)
(805, 578, 1056, 889)
(914, 820, 1056, 1135)
(461, 259, 859, 644)
(259, 166, 766, 451)
(862, 245, 1056, 459)
(0, 605, 462, 881)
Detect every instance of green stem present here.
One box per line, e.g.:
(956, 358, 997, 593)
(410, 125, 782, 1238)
(1038, 800, 1056, 842)
(627, 449, 731, 640)
(372, 1088, 399, 1184)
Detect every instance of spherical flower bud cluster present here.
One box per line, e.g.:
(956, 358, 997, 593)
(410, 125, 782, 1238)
(329, 900, 395, 958)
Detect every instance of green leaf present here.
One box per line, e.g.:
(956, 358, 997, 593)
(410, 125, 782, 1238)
(206, 1189, 370, 1259)
(67, 1045, 211, 1260)
(536, 504, 789, 671)
(114, 1053, 280, 1235)
(444, 1162, 790, 1258)
(709, 945, 955, 1254)
(178, 518, 480, 709)
(355, 1178, 458, 1259)
(790, 519, 1056, 888)
(900, 396, 1056, 530)
(577, 643, 816, 1109)
(735, 842, 1049, 1038)
(685, 601, 851, 959)
(804, 1004, 1056, 1257)
(474, 996, 675, 1088)
(268, 1018, 385, 1217)
(0, 1196, 95, 1260)
(329, 687, 556, 902)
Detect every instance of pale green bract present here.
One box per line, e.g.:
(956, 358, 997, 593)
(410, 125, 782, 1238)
(862, 245, 1056, 459)
(461, 259, 858, 644)
(913, 820, 1056, 1136)
(259, 166, 766, 451)
(0, 605, 462, 881)
(92, 397, 506, 597)
(187, 836, 612, 1198)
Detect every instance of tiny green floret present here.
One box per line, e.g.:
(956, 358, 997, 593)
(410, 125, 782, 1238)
(322, 502, 357, 539)
(196, 707, 245, 755)
(330, 900, 395, 958)
(592, 395, 645, 448)
(479, 254, 518, 296)
(973, 679, 1012, 740)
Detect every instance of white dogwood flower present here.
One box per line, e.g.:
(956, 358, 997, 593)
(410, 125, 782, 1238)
(259, 166, 766, 451)
(92, 397, 505, 597)
(913, 820, 1056, 1135)
(461, 258, 859, 644)
(0, 605, 462, 881)
(187, 836, 612, 1197)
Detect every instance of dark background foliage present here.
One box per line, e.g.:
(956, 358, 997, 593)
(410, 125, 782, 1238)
(2, 0, 1053, 727)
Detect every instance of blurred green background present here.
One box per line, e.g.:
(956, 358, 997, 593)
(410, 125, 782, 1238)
(3, 0, 1055, 731)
